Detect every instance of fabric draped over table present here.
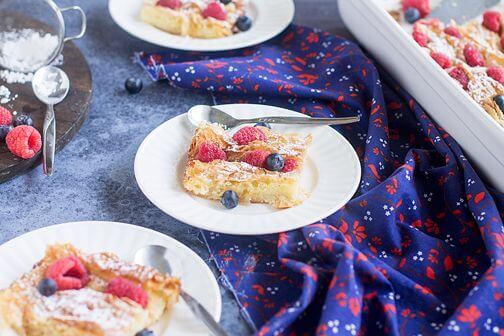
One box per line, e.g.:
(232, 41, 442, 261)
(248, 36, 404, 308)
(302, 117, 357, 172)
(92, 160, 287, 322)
(136, 25, 504, 336)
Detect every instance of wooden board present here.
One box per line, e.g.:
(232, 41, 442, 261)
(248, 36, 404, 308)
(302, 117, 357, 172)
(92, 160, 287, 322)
(0, 25, 92, 183)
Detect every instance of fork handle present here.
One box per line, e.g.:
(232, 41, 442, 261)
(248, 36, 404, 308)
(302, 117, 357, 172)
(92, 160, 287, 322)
(240, 116, 360, 126)
(43, 105, 56, 176)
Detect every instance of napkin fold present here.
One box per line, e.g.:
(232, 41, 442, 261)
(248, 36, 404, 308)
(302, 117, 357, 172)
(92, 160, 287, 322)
(137, 25, 504, 335)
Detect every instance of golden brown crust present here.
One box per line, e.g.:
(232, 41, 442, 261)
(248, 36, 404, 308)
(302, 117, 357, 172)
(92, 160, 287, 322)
(0, 243, 180, 336)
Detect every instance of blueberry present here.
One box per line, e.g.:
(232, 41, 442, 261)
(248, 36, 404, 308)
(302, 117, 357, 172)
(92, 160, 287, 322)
(14, 114, 33, 127)
(254, 122, 271, 129)
(221, 190, 239, 209)
(236, 16, 252, 32)
(265, 153, 284, 171)
(220, 0, 232, 4)
(404, 7, 420, 24)
(125, 77, 143, 94)
(135, 329, 154, 336)
(494, 95, 504, 112)
(0, 124, 12, 141)
(38, 278, 58, 297)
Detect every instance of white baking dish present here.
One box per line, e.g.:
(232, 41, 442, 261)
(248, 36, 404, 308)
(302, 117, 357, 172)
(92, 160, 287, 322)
(338, 0, 504, 192)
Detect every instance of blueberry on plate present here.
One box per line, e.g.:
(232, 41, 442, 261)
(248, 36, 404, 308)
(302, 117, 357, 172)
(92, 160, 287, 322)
(220, 0, 232, 4)
(254, 122, 271, 129)
(125, 77, 143, 94)
(0, 124, 13, 141)
(494, 95, 504, 113)
(136, 329, 154, 336)
(404, 7, 421, 24)
(38, 278, 58, 297)
(236, 16, 252, 32)
(265, 153, 284, 171)
(14, 114, 33, 127)
(221, 190, 239, 209)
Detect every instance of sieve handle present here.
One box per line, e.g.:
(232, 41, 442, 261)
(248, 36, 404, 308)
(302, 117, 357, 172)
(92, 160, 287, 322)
(61, 6, 87, 42)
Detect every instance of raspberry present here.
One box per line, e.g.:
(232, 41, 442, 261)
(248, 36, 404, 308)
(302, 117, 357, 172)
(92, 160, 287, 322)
(202, 2, 227, 21)
(5, 126, 42, 159)
(242, 150, 269, 168)
(282, 158, 297, 173)
(106, 277, 148, 308)
(412, 30, 429, 47)
(195, 141, 227, 162)
(483, 11, 501, 33)
(156, 0, 181, 9)
(431, 52, 452, 69)
(449, 66, 469, 90)
(444, 26, 461, 38)
(232, 126, 266, 145)
(464, 44, 485, 67)
(45, 256, 90, 291)
(402, 0, 430, 18)
(487, 66, 504, 84)
(0, 106, 12, 126)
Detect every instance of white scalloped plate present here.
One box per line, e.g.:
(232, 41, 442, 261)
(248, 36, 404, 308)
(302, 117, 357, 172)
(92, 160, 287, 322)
(135, 104, 361, 235)
(0, 221, 221, 336)
(108, 0, 295, 51)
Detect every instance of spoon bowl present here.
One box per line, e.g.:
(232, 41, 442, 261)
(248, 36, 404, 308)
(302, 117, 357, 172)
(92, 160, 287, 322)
(32, 65, 69, 104)
(188, 104, 360, 129)
(134, 245, 228, 336)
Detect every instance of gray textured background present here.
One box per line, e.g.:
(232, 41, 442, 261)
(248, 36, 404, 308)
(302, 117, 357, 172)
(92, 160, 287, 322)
(0, 1, 348, 334)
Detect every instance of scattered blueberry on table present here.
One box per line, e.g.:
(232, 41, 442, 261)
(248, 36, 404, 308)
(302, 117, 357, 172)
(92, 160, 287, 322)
(14, 114, 33, 127)
(221, 190, 239, 209)
(125, 77, 143, 94)
(0, 125, 13, 141)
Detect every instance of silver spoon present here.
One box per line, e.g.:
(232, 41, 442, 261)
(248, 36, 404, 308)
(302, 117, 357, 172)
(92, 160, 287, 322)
(32, 66, 70, 176)
(188, 105, 360, 130)
(134, 245, 229, 336)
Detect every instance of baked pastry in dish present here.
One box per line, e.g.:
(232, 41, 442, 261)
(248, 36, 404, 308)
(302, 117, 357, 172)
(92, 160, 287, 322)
(140, 0, 252, 39)
(0, 243, 180, 335)
(412, 13, 504, 127)
(183, 122, 312, 208)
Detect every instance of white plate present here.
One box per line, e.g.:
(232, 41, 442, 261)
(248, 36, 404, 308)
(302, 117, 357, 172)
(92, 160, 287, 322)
(135, 104, 361, 235)
(108, 0, 295, 51)
(0, 221, 221, 336)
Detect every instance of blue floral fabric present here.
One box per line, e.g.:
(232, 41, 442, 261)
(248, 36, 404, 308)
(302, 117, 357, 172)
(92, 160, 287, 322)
(136, 25, 504, 335)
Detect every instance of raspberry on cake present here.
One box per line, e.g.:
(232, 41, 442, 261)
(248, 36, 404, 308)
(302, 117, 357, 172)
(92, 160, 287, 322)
(0, 243, 180, 335)
(140, 0, 252, 39)
(183, 122, 312, 208)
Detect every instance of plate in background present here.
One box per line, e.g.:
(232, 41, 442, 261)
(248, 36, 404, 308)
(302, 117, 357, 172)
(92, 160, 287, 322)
(108, 0, 295, 51)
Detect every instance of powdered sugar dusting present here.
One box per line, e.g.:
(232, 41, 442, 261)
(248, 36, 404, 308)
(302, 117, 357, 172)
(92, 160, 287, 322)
(31, 288, 143, 335)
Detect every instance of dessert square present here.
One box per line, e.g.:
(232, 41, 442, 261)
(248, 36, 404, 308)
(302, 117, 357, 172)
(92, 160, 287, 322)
(183, 122, 312, 208)
(140, 0, 250, 39)
(0, 243, 180, 336)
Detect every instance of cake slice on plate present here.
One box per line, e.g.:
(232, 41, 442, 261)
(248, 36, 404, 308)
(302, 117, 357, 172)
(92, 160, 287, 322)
(0, 243, 180, 336)
(183, 122, 312, 209)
